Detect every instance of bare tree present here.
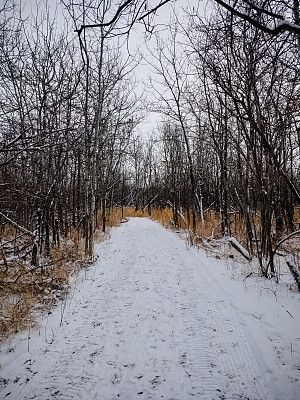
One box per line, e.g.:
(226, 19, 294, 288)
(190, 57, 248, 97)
(148, 25, 204, 228)
(185, 4, 300, 276)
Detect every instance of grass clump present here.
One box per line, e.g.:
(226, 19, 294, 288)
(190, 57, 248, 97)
(0, 230, 85, 342)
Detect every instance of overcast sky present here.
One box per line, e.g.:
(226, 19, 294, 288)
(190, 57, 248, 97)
(126, 0, 207, 137)
(20, 0, 207, 137)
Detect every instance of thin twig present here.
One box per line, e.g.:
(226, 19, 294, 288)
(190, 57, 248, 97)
(14, 258, 65, 283)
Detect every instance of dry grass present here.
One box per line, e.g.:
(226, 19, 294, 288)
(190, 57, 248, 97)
(294, 207, 300, 227)
(150, 208, 175, 228)
(149, 207, 245, 241)
(150, 208, 300, 274)
(103, 207, 148, 226)
(94, 207, 147, 232)
(2, 206, 299, 341)
(105, 208, 123, 227)
(0, 209, 131, 342)
(0, 230, 85, 342)
(122, 208, 148, 218)
(103, 207, 242, 240)
(100, 207, 239, 242)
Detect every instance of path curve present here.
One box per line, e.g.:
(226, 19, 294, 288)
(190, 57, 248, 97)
(1, 218, 276, 399)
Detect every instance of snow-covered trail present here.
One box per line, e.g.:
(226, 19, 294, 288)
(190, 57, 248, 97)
(0, 218, 298, 399)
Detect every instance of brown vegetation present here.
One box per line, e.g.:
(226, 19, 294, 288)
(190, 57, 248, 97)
(0, 228, 84, 341)
(1, 206, 300, 341)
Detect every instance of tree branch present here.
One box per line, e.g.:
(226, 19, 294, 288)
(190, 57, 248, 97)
(139, 0, 171, 21)
(214, 0, 300, 35)
(241, 0, 285, 20)
(273, 230, 300, 255)
(74, 0, 172, 36)
(0, 211, 35, 238)
(75, 0, 134, 35)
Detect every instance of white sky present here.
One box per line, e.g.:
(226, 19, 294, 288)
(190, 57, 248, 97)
(126, 0, 207, 138)
(18, 0, 207, 138)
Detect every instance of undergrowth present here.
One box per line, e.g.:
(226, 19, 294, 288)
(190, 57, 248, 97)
(150, 207, 300, 288)
(121, 206, 300, 286)
(1, 206, 299, 341)
(0, 230, 84, 342)
(0, 210, 128, 342)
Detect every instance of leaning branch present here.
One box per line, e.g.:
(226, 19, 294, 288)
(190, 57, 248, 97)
(0, 211, 35, 238)
(75, 0, 133, 35)
(228, 236, 252, 261)
(286, 257, 300, 292)
(273, 230, 300, 255)
(14, 258, 65, 283)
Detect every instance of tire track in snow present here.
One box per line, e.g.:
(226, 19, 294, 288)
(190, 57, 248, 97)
(186, 271, 270, 400)
(0, 218, 272, 400)
(167, 243, 267, 400)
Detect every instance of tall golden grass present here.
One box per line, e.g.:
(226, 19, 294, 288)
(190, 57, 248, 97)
(105, 207, 245, 245)
(0, 230, 86, 341)
(117, 206, 300, 256)
(104, 207, 253, 243)
(149, 207, 242, 240)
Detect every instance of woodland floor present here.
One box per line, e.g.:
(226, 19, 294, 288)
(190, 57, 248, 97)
(0, 218, 299, 400)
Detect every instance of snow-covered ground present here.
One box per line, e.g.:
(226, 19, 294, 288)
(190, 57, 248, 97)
(0, 218, 299, 400)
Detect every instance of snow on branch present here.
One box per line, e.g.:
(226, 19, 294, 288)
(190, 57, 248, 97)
(143, 194, 159, 212)
(0, 211, 35, 238)
(166, 201, 186, 223)
(241, 0, 285, 20)
(214, 0, 300, 35)
(286, 257, 300, 292)
(271, 230, 300, 291)
(228, 236, 251, 261)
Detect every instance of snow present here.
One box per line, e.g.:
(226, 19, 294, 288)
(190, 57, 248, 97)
(228, 236, 251, 261)
(0, 217, 299, 400)
(286, 257, 300, 291)
(277, 19, 300, 31)
(166, 201, 186, 223)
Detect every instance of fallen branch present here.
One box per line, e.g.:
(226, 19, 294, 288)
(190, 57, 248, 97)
(211, 220, 224, 238)
(228, 237, 251, 261)
(169, 217, 175, 227)
(1, 232, 27, 246)
(166, 201, 186, 223)
(268, 231, 300, 286)
(0, 240, 8, 271)
(0, 211, 35, 238)
(285, 257, 300, 292)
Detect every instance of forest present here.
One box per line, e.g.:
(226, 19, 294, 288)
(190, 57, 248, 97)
(0, 0, 300, 338)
